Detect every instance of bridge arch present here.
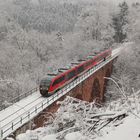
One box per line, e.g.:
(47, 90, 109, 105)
(91, 78, 101, 101)
(103, 68, 111, 101)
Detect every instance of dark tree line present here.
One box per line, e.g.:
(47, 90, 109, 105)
(112, 2, 129, 43)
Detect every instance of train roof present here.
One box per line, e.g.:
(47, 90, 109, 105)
(41, 48, 112, 82)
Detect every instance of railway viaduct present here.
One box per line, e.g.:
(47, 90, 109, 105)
(0, 47, 121, 140)
(14, 60, 113, 137)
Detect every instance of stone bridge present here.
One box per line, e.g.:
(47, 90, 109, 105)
(0, 47, 122, 140)
(3, 49, 120, 139)
(26, 60, 113, 131)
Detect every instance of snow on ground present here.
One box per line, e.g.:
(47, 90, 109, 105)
(65, 132, 82, 140)
(97, 115, 140, 140)
(16, 109, 140, 140)
(16, 93, 140, 140)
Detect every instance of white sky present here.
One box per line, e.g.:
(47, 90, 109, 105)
(104, 0, 140, 4)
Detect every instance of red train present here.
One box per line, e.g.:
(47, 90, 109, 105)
(39, 49, 112, 97)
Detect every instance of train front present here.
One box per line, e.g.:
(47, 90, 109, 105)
(39, 78, 52, 97)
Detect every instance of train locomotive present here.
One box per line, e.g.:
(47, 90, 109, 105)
(39, 48, 112, 97)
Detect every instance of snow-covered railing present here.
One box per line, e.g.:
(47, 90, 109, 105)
(0, 48, 121, 140)
(0, 88, 38, 111)
(10, 88, 38, 104)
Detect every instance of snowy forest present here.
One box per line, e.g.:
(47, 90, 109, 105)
(0, 0, 140, 139)
(0, 0, 139, 105)
(0, 0, 114, 104)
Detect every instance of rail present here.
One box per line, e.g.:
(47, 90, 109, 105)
(0, 88, 38, 111)
(10, 88, 38, 103)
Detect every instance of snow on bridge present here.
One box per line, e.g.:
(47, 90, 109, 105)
(0, 47, 122, 140)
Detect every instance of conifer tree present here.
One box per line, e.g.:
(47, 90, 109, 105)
(112, 1, 129, 43)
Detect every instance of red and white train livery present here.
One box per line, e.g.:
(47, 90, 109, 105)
(39, 48, 112, 97)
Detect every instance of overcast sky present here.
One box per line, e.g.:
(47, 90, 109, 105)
(104, 0, 140, 4)
(30, 0, 140, 6)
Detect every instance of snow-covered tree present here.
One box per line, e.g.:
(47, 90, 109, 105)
(74, 1, 114, 48)
(112, 1, 129, 43)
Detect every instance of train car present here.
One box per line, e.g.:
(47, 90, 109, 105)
(39, 48, 112, 97)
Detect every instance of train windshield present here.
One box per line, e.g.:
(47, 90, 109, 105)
(40, 79, 51, 86)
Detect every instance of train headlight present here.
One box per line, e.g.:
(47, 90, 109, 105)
(40, 86, 48, 91)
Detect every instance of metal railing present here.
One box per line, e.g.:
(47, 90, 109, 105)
(0, 51, 120, 140)
(10, 88, 38, 103)
(0, 88, 38, 111)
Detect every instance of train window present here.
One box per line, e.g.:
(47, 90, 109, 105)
(85, 61, 92, 67)
(99, 54, 103, 60)
(67, 70, 76, 80)
(92, 58, 96, 63)
(98, 55, 101, 61)
(77, 65, 84, 74)
(94, 57, 97, 62)
(52, 75, 65, 86)
(95, 56, 99, 62)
